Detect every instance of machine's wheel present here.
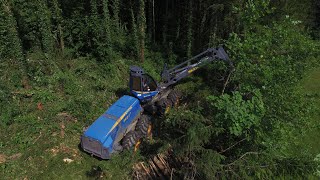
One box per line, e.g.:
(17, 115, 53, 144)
(167, 90, 182, 107)
(143, 104, 157, 115)
(135, 115, 152, 138)
(122, 131, 140, 150)
(156, 98, 172, 117)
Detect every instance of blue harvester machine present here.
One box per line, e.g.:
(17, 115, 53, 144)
(81, 47, 232, 159)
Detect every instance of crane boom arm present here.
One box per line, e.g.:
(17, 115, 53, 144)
(160, 46, 232, 88)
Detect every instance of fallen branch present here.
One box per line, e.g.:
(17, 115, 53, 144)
(11, 91, 34, 97)
(224, 152, 260, 166)
(221, 70, 233, 95)
(32, 132, 42, 144)
(219, 138, 246, 153)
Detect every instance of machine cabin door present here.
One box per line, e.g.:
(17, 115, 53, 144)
(130, 76, 143, 92)
(142, 74, 157, 92)
(130, 73, 158, 102)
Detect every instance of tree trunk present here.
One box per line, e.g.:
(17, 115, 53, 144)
(147, 0, 152, 42)
(112, 0, 120, 29)
(152, 0, 155, 43)
(58, 24, 64, 53)
(103, 0, 111, 50)
(131, 8, 139, 59)
(186, 0, 193, 58)
(138, 0, 146, 63)
(162, 0, 168, 46)
(53, 0, 64, 54)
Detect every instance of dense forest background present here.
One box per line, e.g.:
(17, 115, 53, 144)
(1, 0, 320, 179)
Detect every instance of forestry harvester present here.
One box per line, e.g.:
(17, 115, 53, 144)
(80, 47, 232, 159)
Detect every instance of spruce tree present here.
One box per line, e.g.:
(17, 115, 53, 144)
(38, 0, 54, 54)
(50, 0, 64, 54)
(0, 0, 23, 60)
(112, 0, 120, 29)
(103, 0, 111, 52)
(186, 0, 193, 58)
(131, 8, 139, 60)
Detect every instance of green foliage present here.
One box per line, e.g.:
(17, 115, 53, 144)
(161, 108, 226, 178)
(13, 0, 54, 53)
(37, 1, 54, 53)
(0, 1, 23, 60)
(224, 14, 319, 178)
(207, 90, 265, 136)
(226, 17, 320, 156)
(233, 0, 273, 31)
(89, 0, 111, 61)
(112, 0, 120, 28)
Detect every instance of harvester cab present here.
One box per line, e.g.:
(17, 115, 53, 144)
(129, 66, 159, 102)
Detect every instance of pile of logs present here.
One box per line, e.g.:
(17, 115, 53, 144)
(133, 152, 181, 179)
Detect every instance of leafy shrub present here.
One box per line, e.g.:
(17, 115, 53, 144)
(207, 90, 265, 136)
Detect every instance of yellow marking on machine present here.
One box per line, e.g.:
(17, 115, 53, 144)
(106, 106, 133, 136)
(188, 67, 199, 74)
(123, 112, 131, 122)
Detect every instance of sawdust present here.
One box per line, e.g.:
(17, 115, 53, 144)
(0, 154, 7, 163)
(47, 144, 80, 158)
(8, 153, 22, 160)
(0, 153, 23, 164)
(63, 158, 74, 163)
(56, 112, 77, 122)
(60, 122, 65, 138)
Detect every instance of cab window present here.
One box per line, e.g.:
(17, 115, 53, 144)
(142, 74, 157, 91)
(131, 76, 142, 91)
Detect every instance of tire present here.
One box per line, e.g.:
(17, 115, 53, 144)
(135, 115, 151, 138)
(156, 98, 172, 117)
(122, 131, 140, 150)
(143, 104, 157, 115)
(167, 90, 182, 107)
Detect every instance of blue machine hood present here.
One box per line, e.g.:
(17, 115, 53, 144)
(84, 95, 139, 146)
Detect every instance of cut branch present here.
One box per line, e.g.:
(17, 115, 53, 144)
(219, 138, 246, 153)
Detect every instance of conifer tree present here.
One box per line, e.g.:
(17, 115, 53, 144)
(131, 8, 139, 59)
(103, 0, 111, 51)
(162, 0, 168, 46)
(51, 0, 64, 53)
(38, 1, 54, 54)
(186, 0, 193, 58)
(0, 0, 23, 60)
(112, 0, 120, 29)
